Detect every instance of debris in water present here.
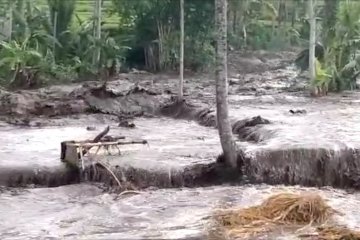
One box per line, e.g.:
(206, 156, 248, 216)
(209, 192, 337, 239)
(118, 120, 136, 128)
(86, 126, 97, 131)
(113, 190, 142, 200)
(289, 109, 307, 115)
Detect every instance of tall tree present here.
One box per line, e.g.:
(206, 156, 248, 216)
(179, 0, 184, 99)
(228, 0, 239, 34)
(322, 0, 339, 49)
(52, 10, 57, 60)
(215, 0, 237, 168)
(47, 0, 76, 59)
(8, 0, 14, 40)
(308, 0, 317, 96)
(93, 0, 102, 67)
(277, 0, 286, 26)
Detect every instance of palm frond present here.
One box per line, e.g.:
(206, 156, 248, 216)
(261, 0, 278, 20)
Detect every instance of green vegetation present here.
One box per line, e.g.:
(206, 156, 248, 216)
(0, 0, 358, 94)
(322, 0, 360, 91)
(296, 0, 360, 93)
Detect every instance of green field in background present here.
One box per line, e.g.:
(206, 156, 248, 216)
(35, 0, 119, 28)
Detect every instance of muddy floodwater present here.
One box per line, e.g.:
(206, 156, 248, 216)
(1, 116, 360, 239)
(0, 117, 221, 170)
(1, 184, 360, 239)
(229, 92, 360, 150)
(2, 56, 360, 239)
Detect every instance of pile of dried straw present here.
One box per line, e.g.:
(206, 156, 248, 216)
(209, 192, 337, 239)
(317, 226, 360, 240)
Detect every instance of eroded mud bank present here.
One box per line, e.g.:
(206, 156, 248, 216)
(159, 99, 270, 141)
(1, 165, 79, 187)
(243, 147, 360, 189)
(84, 162, 239, 190)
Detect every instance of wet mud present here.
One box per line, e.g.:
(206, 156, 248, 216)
(1, 165, 79, 187)
(244, 147, 360, 189)
(159, 99, 270, 142)
(84, 161, 238, 190)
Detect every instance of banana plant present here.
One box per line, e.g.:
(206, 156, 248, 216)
(311, 58, 331, 94)
(323, 0, 360, 91)
(0, 37, 43, 88)
(66, 18, 130, 78)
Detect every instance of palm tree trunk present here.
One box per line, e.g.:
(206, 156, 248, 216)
(215, 0, 238, 168)
(8, 1, 13, 40)
(323, 0, 339, 48)
(179, 0, 184, 99)
(308, 0, 317, 96)
(291, 3, 297, 27)
(277, 0, 282, 26)
(52, 11, 58, 62)
(232, 8, 237, 33)
(93, 0, 102, 68)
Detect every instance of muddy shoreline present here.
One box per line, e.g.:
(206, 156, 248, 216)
(2, 50, 360, 191)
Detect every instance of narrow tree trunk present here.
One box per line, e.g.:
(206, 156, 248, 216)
(284, 1, 288, 25)
(8, 0, 13, 40)
(215, 0, 238, 168)
(93, 0, 102, 68)
(53, 11, 58, 63)
(291, 4, 297, 27)
(308, 0, 317, 96)
(242, 25, 247, 47)
(232, 8, 237, 34)
(323, 0, 339, 49)
(239, 0, 247, 47)
(277, 0, 282, 26)
(179, 0, 184, 99)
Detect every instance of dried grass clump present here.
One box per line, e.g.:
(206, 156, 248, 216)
(210, 192, 337, 239)
(317, 226, 360, 240)
(259, 192, 335, 224)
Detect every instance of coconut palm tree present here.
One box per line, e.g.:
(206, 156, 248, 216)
(308, 0, 317, 96)
(179, 0, 184, 99)
(93, 0, 102, 67)
(215, 0, 237, 168)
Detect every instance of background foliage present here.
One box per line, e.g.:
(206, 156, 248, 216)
(0, 0, 358, 93)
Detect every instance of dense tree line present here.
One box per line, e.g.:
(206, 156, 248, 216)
(0, 0, 358, 94)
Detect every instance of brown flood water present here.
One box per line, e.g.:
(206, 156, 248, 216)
(1, 112, 360, 239)
(0, 184, 360, 239)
